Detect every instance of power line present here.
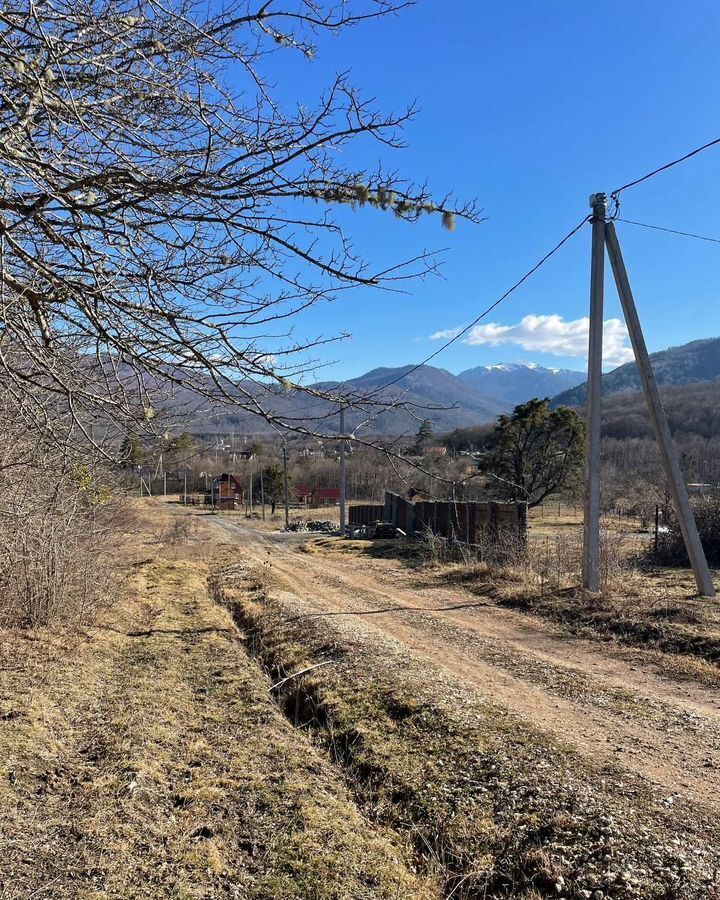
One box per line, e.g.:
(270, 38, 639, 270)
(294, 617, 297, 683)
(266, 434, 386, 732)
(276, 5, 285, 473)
(369, 214, 591, 395)
(617, 217, 720, 245)
(348, 137, 720, 403)
(610, 136, 720, 204)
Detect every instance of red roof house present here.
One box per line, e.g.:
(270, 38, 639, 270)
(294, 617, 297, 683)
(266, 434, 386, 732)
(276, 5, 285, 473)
(313, 487, 341, 506)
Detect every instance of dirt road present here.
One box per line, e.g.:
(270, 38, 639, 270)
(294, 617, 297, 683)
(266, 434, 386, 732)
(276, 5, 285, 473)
(212, 517, 720, 816)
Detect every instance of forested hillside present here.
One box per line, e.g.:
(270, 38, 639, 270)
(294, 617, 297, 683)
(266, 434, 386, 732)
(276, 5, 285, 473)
(444, 380, 720, 487)
(191, 365, 506, 436)
(552, 337, 720, 407)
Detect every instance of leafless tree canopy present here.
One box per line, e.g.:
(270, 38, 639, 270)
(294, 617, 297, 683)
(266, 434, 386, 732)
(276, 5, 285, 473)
(0, 1, 478, 447)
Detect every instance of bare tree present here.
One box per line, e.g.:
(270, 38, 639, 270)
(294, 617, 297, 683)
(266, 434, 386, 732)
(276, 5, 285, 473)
(0, 1, 478, 451)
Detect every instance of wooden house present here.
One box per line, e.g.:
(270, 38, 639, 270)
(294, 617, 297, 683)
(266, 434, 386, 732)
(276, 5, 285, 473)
(313, 487, 341, 507)
(211, 473, 245, 505)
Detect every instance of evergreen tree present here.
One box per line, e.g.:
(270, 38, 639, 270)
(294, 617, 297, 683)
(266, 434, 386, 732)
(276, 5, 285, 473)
(165, 432, 196, 465)
(414, 419, 434, 454)
(481, 399, 584, 507)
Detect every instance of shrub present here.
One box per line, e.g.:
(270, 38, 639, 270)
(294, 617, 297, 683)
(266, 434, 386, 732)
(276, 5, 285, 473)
(650, 494, 720, 567)
(0, 411, 124, 628)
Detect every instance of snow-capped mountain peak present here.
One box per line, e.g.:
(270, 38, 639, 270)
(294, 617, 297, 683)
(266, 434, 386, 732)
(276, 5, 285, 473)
(457, 362, 585, 406)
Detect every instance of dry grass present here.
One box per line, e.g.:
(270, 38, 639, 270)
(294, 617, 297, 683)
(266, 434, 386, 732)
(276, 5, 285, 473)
(0, 502, 436, 900)
(527, 503, 644, 538)
(198, 503, 341, 533)
(6, 498, 718, 898)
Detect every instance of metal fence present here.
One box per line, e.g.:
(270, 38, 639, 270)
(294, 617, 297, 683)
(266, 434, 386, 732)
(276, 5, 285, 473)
(348, 503, 385, 527)
(349, 492, 527, 546)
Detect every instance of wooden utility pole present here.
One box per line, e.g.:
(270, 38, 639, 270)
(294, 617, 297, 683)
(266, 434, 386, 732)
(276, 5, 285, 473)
(605, 221, 715, 597)
(248, 457, 253, 517)
(282, 440, 290, 527)
(582, 192, 607, 591)
(339, 407, 346, 537)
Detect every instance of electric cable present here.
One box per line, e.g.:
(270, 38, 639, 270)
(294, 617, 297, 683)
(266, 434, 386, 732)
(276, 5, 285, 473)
(367, 213, 591, 396)
(616, 217, 720, 245)
(610, 136, 720, 216)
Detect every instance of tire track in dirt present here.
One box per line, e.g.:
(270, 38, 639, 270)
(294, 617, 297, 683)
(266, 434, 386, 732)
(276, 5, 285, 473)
(214, 521, 720, 814)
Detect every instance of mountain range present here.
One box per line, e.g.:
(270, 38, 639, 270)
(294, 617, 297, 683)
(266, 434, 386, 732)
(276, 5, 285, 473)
(190, 336, 720, 436)
(458, 362, 584, 405)
(192, 362, 586, 435)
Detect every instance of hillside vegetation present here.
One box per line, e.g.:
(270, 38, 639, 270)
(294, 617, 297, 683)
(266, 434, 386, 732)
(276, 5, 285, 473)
(176, 365, 507, 437)
(552, 337, 720, 407)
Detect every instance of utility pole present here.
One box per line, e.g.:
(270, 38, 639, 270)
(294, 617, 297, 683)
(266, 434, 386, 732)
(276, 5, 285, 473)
(248, 457, 253, 517)
(582, 192, 606, 592)
(260, 461, 266, 520)
(605, 220, 715, 597)
(282, 439, 290, 527)
(339, 406, 346, 536)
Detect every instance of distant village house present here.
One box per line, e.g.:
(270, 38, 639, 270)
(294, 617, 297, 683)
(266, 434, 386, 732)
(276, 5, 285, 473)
(211, 473, 245, 509)
(294, 484, 341, 506)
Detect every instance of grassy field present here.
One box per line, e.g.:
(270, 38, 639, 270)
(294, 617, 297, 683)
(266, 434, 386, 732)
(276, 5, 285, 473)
(0, 504, 433, 899)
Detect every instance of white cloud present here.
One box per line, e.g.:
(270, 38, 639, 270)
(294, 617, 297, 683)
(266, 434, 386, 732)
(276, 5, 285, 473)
(429, 326, 463, 341)
(431, 314, 633, 367)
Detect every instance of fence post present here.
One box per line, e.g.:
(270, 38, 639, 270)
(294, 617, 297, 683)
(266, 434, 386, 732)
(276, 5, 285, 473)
(518, 502, 528, 549)
(406, 499, 415, 536)
(489, 501, 499, 539)
(654, 504, 660, 557)
(384, 491, 392, 522)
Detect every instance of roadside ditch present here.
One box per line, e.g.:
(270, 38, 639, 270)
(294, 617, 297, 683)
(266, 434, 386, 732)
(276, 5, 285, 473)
(209, 559, 720, 900)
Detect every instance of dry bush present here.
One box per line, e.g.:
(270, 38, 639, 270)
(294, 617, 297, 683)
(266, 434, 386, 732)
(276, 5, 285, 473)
(649, 494, 720, 567)
(526, 528, 629, 594)
(421, 525, 527, 568)
(425, 521, 632, 596)
(157, 515, 197, 547)
(421, 528, 466, 565)
(0, 412, 124, 628)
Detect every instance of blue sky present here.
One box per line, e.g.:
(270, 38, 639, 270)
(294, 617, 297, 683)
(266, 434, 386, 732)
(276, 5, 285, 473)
(262, 1, 720, 381)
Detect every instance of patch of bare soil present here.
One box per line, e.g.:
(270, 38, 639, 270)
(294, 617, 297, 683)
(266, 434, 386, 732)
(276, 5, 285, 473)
(213, 545, 720, 899)
(217, 526, 720, 817)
